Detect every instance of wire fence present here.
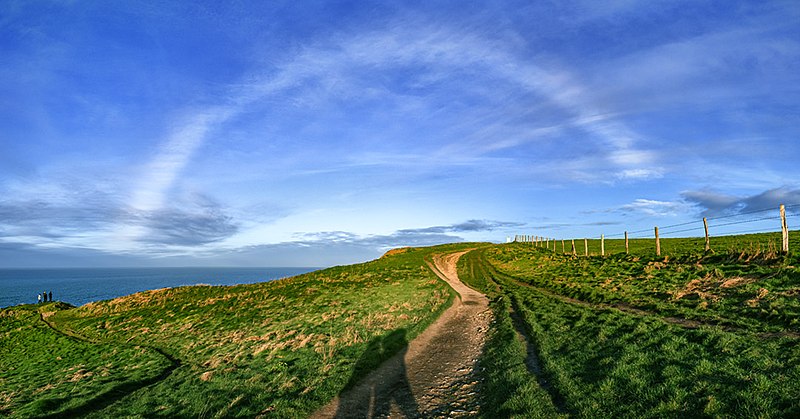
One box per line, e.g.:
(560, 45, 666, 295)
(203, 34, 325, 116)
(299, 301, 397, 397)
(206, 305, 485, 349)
(512, 203, 799, 257)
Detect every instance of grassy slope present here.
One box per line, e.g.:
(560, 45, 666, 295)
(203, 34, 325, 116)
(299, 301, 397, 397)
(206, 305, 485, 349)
(0, 303, 170, 417)
(460, 232, 800, 418)
(2, 243, 473, 418)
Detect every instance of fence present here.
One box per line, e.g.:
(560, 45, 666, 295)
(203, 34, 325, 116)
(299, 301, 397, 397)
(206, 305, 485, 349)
(512, 203, 800, 257)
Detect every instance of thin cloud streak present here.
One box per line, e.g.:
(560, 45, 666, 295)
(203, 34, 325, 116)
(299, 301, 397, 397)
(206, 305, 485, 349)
(2, 2, 798, 266)
(109, 21, 659, 253)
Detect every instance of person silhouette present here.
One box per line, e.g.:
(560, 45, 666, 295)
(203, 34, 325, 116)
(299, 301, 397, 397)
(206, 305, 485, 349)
(372, 330, 418, 418)
(335, 329, 418, 418)
(48, 291, 52, 302)
(37, 293, 42, 304)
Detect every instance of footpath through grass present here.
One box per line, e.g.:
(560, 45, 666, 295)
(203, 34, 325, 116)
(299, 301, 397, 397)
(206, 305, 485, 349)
(0, 302, 170, 417)
(460, 233, 800, 418)
(1, 244, 472, 418)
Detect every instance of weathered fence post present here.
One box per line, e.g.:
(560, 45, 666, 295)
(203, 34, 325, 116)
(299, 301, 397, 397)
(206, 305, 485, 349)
(703, 217, 710, 252)
(584, 238, 588, 256)
(601, 234, 605, 256)
(655, 226, 661, 256)
(571, 239, 576, 255)
(561, 239, 565, 253)
(781, 204, 789, 253)
(624, 231, 629, 254)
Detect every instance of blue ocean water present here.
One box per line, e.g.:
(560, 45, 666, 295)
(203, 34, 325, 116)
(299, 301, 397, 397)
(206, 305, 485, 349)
(0, 267, 319, 309)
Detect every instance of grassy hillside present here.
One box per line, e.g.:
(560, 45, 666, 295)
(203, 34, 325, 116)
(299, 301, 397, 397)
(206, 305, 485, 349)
(460, 232, 800, 418)
(5, 233, 799, 417)
(0, 302, 171, 417)
(1, 244, 473, 418)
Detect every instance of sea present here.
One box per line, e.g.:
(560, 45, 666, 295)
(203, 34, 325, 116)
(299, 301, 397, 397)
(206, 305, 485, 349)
(0, 267, 320, 309)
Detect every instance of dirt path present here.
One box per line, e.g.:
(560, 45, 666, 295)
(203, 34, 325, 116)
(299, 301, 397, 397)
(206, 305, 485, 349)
(312, 251, 491, 418)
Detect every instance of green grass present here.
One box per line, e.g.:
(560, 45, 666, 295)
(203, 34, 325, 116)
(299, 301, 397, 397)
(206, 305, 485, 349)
(488, 232, 800, 333)
(0, 302, 170, 417)
(459, 231, 800, 418)
(6, 232, 800, 417)
(1, 244, 473, 418)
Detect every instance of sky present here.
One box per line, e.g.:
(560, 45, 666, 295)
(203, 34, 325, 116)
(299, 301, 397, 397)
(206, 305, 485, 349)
(1, 0, 799, 267)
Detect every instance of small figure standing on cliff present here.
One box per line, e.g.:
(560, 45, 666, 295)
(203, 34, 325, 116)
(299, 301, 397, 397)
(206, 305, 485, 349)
(48, 291, 52, 302)
(37, 293, 42, 304)
(42, 291, 48, 303)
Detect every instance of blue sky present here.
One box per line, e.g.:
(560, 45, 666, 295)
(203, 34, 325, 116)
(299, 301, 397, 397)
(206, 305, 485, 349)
(1, 0, 799, 267)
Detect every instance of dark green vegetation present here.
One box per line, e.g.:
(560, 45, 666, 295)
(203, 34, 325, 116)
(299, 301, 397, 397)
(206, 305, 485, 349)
(1, 244, 472, 418)
(459, 231, 800, 418)
(4, 232, 799, 418)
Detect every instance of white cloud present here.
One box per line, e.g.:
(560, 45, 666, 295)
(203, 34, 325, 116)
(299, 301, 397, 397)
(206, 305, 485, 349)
(620, 199, 690, 217)
(616, 168, 664, 180)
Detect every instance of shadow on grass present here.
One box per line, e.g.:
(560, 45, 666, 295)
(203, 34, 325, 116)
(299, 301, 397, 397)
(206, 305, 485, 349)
(507, 296, 571, 415)
(335, 329, 418, 418)
(39, 350, 180, 419)
(35, 310, 182, 418)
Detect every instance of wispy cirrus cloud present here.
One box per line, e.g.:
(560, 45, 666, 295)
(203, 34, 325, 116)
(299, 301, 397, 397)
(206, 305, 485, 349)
(3, 2, 798, 267)
(619, 199, 692, 217)
(107, 19, 661, 254)
(206, 22, 663, 182)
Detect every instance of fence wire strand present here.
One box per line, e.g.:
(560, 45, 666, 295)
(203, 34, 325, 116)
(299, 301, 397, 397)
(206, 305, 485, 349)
(708, 216, 779, 229)
(514, 203, 798, 247)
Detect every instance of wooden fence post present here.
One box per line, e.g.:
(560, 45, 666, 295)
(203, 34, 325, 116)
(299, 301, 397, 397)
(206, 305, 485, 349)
(584, 238, 588, 256)
(655, 226, 661, 256)
(571, 239, 576, 255)
(703, 217, 710, 252)
(562, 239, 565, 253)
(624, 231, 629, 254)
(781, 204, 789, 253)
(601, 234, 605, 256)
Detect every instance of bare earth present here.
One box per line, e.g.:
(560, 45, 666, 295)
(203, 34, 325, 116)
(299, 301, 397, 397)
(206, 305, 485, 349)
(312, 251, 491, 418)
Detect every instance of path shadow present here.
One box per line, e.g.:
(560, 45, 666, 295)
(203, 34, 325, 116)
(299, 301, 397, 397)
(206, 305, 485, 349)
(335, 329, 419, 418)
